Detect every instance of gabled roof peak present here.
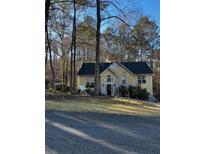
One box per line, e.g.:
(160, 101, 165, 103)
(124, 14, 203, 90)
(77, 62, 153, 75)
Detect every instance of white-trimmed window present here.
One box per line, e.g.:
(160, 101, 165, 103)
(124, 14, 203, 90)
(107, 75, 112, 82)
(138, 75, 146, 84)
(86, 78, 94, 87)
(122, 76, 126, 84)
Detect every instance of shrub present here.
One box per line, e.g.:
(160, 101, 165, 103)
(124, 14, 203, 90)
(118, 85, 129, 97)
(141, 88, 149, 100)
(121, 85, 150, 100)
(100, 93, 106, 96)
(55, 84, 62, 91)
(45, 80, 52, 89)
(65, 86, 69, 92)
(67, 91, 71, 96)
(85, 88, 91, 95)
(55, 84, 69, 92)
(90, 91, 95, 96)
(77, 89, 81, 95)
(129, 86, 138, 99)
(135, 86, 149, 100)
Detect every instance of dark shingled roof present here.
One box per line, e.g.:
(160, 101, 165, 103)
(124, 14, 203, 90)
(120, 62, 153, 74)
(77, 63, 112, 75)
(77, 62, 153, 75)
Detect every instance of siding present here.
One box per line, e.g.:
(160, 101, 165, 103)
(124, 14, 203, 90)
(77, 62, 153, 95)
(136, 75, 153, 95)
(100, 69, 117, 95)
(77, 76, 95, 90)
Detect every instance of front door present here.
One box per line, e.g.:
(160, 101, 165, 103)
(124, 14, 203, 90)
(107, 84, 112, 96)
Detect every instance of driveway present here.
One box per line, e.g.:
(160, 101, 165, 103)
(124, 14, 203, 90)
(45, 110, 160, 154)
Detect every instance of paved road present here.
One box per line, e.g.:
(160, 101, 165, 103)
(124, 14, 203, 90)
(46, 111, 160, 154)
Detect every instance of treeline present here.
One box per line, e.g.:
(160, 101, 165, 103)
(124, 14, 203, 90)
(45, 0, 160, 100)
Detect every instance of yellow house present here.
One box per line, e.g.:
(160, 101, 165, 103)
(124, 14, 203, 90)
(77, 62, 153, 96)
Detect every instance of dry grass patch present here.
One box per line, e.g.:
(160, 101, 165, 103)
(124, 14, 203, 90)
(46, 97, 160, 117)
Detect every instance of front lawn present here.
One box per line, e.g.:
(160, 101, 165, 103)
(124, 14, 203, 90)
(45, 96, 160, 117)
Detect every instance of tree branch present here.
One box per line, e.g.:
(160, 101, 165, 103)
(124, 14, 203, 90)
(101, 0, 125, 17)
(50, 0, 96, 7)
(102, 15, 129, 26)
(50, 7, 70, 17)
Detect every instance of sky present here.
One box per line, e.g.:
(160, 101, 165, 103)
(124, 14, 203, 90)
(80, 0, 160, 32)
(113, 0, 160, 25)
(137, 0, 160, 25)
(100, 0, 160, 31)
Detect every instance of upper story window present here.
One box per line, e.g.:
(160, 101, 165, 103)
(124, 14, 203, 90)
(107, 75, 112, 82)
(138, 75, 146, 84)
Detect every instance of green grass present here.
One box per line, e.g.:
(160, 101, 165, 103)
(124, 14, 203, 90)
(45, 97, 160, 117)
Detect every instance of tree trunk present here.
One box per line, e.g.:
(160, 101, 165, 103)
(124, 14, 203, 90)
(61, 54, 65, 92)
(46, 26, 56, 90)
(65, 58, 69, 91)
(150, 50, 153, 70)
(70, 0, 77, 95)
(45, 0, 55, 90)
(45, 47, 48, 66)
(94, 0, 101, 96)
(70, 47, 73, 94)
(45, 0, 50, 68)
(73, 0, 77, 95)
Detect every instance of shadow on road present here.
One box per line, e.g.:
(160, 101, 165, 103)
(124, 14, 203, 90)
(45, 110, 160, 154)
